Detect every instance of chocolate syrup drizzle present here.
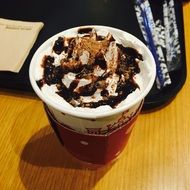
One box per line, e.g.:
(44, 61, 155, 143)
(37, 28, 143, 108)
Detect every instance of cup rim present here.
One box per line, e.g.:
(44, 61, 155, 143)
(29, 25, 156, 119)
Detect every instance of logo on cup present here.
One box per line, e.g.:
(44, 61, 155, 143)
(85, 101, 143, 135)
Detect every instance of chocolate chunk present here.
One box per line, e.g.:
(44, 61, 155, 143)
(78, 27, 93, 34)
(53, 37, 64, 55)
(94, 52, 107, 70)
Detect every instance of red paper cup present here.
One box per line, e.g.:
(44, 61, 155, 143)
(29, 25, 156, 166)
(44, 101, 143, 165)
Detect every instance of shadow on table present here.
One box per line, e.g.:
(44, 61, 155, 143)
(19, 126, 113, 190)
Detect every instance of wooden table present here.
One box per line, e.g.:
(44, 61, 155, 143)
(0, 3, 190, 190)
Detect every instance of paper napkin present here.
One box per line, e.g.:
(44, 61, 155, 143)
(0, 18, 44, 72)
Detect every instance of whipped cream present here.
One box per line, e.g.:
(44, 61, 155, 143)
(34, 27, 148, 112)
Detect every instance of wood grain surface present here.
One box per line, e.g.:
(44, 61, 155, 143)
(0, 3, 190, 190)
